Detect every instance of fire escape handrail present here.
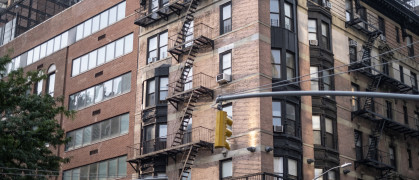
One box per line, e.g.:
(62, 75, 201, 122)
(357, 145, 393, 167)
(168, 22, 214, 51)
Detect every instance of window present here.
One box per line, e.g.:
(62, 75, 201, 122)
(47, 65, 56, 96)
(286, 52, 295, 81)
(406, 36, 414, 57)
(400, 65, 404, 83)
(368, 136, 378, 160)
(223, 103, 233, 131)
(273, 101, 281, 126)
(386, 100, 392, 120)
(328, 171, 336, 180)
(159, 77, 168, 103)
(220, 50, 232, 75)
(220, 2, 232, 34)
(389, 146, 396, 168)
(71, 34, 133, 76)
(273, 157, 283, 176)
(404, 106, 408, 124)
(220, 159, 232, 178)
(150, 0, 169, 12)
(69, 73, 131, 110)
(411, 72, 417, 90)
(314, 169, 323, 180)
(147, 31, 168, 64)
(288, 159, 298, 179)
(325, 118, 334, 148)
(313, 115, 336, 149)
(35, 79, 43, 95)
(147, 79, 156, 107)
(354, 130, 363, 160)
(270, 0, 280, 27)
(349, 39, 357, 62)
(284, 3, 293, 31)
(395, 27, 400, 43)
(345, 0, 353, 21)
(308, 19, 317, 41)
(378, 17, 385, 36)
(351, 83, 359, 111)
(63, 156, 127, 180)
(285, 103, 296, 136)
(312, 115, 321, 145)
(382, 59, 389, 75)
(407, 146, 412, 168)
(320, 22, 329, 49)
(310, 66, 319, 91)
(271, 49, 281, 78)
(65, 113, 129, 151)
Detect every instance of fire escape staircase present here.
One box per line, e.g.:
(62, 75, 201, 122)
(178, 145, 200, 180)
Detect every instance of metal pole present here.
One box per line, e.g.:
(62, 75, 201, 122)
(216, 91, 419, 103)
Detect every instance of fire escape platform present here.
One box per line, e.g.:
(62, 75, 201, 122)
(168, 36, 214, 57)
(354, 110, 419, 138)
(127, 140, 213, 164)
(134, 1, 187, 27)
(355, 158, 394, 170)
(349, 62, 412, 93)
(167, 86, 213, 104)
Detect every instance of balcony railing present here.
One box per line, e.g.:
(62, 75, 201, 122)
(225, 172, 284, 180)
(127, 126, 213, 160)
(168, 72, 215, 95)
(356, 145, 394, 169)
(168, 23, 214, 50)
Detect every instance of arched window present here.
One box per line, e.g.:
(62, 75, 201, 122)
(47, 64, 56, 96)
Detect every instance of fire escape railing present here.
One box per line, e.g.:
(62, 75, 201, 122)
(355, 145, 394, 170)
(168, 22, 214, 51)
(134, 0, 193, 27)
(167, 72, 215, 96)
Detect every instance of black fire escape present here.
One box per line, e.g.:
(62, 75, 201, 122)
(129, 0, 215, 179)
(347, 2, 419, 178)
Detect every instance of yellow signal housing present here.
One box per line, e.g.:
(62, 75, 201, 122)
(215, 110, 233, 150)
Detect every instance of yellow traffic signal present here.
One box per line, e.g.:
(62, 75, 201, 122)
(215, 110, 233, 150)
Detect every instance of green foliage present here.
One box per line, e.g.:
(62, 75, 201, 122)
(0, 55, 74, 179)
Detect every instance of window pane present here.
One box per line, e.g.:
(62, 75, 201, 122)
(89, 163, 98, 180)
(75, 129, 83, 148)
(270, 0, 279, 13)
(159, 124, 167, 137)
(109, 7, 117, 25)
(271, 50, 281, 64)
(61, 31, 69, 49)
(85, 87, 94, 107)
(286, 103, 296, 120)
(33, 46, 40, 62)
(118, 156, 127, 177)
(315, 169, 323, 180)
(149, 36, 157, 51)
(106, 42, 115, 62)
(40, 43, 47, 59)
(101, 120, 111, 139)
(63, 171, 71, 180)
(321, 22, 327, 36)
(92, 16, 100, 33)
(54, 35, 61, 52)
(97, 46, 106, 65)
(80, 54, 89, 73)
(48, 73, 55, 95)
(328, 171, 336, 180)
(288, 159, 297, 176)
(108, 158, 117, 178)
(115, 38, 124, 57)
(69, 95, 77, 111)
(83, 126, 92, 145)
(27, 49, 34, 65)
(314, 131, 321, 145)
(270, 14, 280, 27)
(89, 50, 97, 70)
(83, 19, 92, 38)
(286, 53, 294, 68)
(222, 105, 232, 118)
(159, 77, 168, 101)
(110, 117, 120, 136)
(148, 79, 155, 93)
(117, 2, 126, 21)
(121, 73, 131, 93)
(103, 80, 113, 99)
(72, 168, 80, 180)
(312, 116, 320, 130)
(120, 114, 129, 134)
(310, 67, 319, 90)
(47, 39, 54, 56)
(98, 162, 108, 180)
(272, 101, 281, 117)
(80, 166, 89, 180)
(124, 33, 133, 54)
(77, 90, 86, 109)
(66, 131, 74, 150)
(76, 24, 84, 41)
(222, 160, 232, 178)
(92, 123, 101, 142)
(100, 11, 109, 30)
(308, 20, 317, 32)
(325, 118, 333, 133)
(95, 84, 104, 103)
(145, 125, 155, 140)
(222, 4, 231, 20)
(72, 58, 80, 76)
(273, 157, 283, 174)
(113, 76, 122, 95)
(222, 53, 232, 70)
(284, 3, 291, 17)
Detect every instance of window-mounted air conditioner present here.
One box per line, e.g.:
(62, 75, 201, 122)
(309, 40, 318, 46)
(273, 125, 284, 133)
(148, 57, 157, 63)
(349, 40, 358, 47)
(379, 34, 386, 41)
(325, 1, 332, 9)
(217, 73, 231, 84)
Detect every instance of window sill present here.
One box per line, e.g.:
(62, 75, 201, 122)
(65, 132, 129, 152)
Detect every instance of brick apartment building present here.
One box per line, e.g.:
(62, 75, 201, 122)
(1, 0, 419, 180)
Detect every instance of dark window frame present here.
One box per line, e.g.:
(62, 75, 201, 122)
(219, 50, 232, 76)
(272, 98, 300, 137)
(220, 2, 232, 35)
(146, 78, 156, 107)
(312, 114, 337, 150)
(149, 0, 169, 13)
(354, 130, 363, 160)
(219, 158, 233, 179)
(320, 21, 330, 50)
(286, 51, 296, 82)
(46, 71, 55, 96)
(378, 16, 385, 36)
(389, 145, 396, 169)
(411, 72, 418, 90)
(386, 100, 393, 120)
(407, 145, 413, 169)
(403, 106, 408, 124)
(270, 0, 280, 27)
(145, 76, 168, 107)
(271, 48, 281, 79)
(284, 2, 293, 31)
(345, 0, 353, 21)
(146, 30, 168, 64)
(400, 65, 404, 83)
(349, 39, 357, 62)
(406, 35, 414, 57)
(158, 76, 168, 104)
(351, 83, 360, 111)
(395, 26, 400, 43)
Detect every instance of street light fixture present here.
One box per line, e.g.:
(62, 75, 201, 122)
(312, 163, 352, 180)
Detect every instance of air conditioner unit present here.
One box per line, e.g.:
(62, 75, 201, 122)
(148, 57, 157, 63)
(273, 125, 283, 133)
(309, 40, 318, 46)
(349, 40, 358, 47)
(216, 73, 231, 84)
(379, 34, 386, 41)
(325, 1, 332, 9)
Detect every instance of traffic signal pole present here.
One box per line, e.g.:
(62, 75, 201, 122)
(215, 90, 419, 103)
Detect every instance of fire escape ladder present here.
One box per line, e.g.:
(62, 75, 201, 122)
(169, 0, 200, 61)
(172, 91, 199, 147)
(173, 45, 200, 94)
(178, 145, 200, 180)
(366, 120, 386, 160)
(360, 32, 381, 66)
(363, 75, 382, 112)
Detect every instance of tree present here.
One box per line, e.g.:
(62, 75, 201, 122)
(0, 54, 73, 180)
